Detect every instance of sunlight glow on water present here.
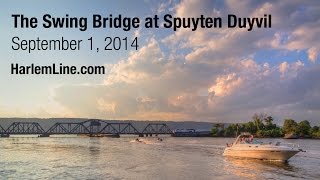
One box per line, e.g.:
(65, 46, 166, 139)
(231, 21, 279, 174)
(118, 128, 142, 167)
(0, 137, 319, 179)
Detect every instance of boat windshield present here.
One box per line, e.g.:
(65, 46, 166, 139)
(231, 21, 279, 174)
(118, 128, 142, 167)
(251, 139, 263, 144)
(234, 134, 262, 144)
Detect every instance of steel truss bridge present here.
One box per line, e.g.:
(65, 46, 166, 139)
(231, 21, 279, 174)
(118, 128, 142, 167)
(0, 120, 173, 137)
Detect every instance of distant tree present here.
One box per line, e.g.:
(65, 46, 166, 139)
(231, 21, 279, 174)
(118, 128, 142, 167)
(264, 116, 273, 125)
(311, 126, 319, 133)
(255, 127, 282, 138)
(297, 120, 311, 137)
(211, 127, 218, 137)
(211, 123, 225, 137)
(243, 121, 257, 134)
(252, 113, 266, 131)
(270, 127, 283, 137)
(264, 116, 277, 130)
(311, 126, 320, 138)
(283, 119, 298, 135)
(256, 130, 265, 137)
(224, 124, 237, 137)
(218, 129, 225, 137)
(214, 123, 224, 130)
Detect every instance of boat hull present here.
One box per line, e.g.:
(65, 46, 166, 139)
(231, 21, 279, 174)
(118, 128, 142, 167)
(223, 149, 299, 161)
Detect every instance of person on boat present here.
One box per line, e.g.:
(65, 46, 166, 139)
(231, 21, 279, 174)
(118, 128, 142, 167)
(240, 137, 244, 143)
(249, 135, 254, 143)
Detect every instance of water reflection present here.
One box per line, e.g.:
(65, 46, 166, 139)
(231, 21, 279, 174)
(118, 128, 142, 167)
(88, 138, 101, 156)
(1, 137, 318, 179)
(223, 157, 302, 179)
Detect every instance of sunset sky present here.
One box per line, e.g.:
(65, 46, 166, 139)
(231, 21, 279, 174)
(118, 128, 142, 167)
(0, 0, 319, 124)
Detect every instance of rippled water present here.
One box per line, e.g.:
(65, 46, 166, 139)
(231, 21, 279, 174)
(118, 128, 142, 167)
(0, 137, 319, 179)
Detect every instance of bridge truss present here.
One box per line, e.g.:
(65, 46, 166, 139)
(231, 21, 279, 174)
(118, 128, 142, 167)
(0, 120, 173, 137)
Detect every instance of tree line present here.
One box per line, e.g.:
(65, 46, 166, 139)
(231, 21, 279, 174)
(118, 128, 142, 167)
(211, 113, 320, 138)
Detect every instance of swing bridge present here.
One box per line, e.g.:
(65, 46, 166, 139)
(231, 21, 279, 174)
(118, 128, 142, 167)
(0, 119, 173, 137)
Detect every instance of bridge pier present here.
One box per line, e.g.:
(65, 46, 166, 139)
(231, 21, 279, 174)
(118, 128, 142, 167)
(39, 134, 50, 137)
(0, 134, 9, 138)
(111, 134, 120, 138)
(139, 134, 144, 137)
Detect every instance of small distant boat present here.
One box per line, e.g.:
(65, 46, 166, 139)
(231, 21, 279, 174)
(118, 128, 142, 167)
(134, 138, 145, 143)
(223, 133, 301, 161)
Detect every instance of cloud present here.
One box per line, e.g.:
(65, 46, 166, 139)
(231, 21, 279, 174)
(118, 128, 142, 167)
(49, 0, 320, 124)
(279, 61, 289, 75)
(0, 100, 75, 118)
(157, 0, 173, 14)
(208, 73, 242, 97)
(52, 35, 320, 124)
(105, 38, 164, 85)
(307, 47, 318, 63)
(52, 38, 217, 120)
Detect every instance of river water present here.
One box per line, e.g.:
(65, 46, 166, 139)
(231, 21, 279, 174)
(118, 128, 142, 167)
(0, 137, 319, 179)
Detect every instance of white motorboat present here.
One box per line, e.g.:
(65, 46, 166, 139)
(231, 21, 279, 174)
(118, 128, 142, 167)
(223, 133, 301, 161)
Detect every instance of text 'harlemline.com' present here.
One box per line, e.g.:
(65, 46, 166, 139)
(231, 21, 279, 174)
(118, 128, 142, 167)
(11, 63, 105, 75)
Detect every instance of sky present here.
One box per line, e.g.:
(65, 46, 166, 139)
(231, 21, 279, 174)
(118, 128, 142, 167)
(0, 0, 319, 124)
